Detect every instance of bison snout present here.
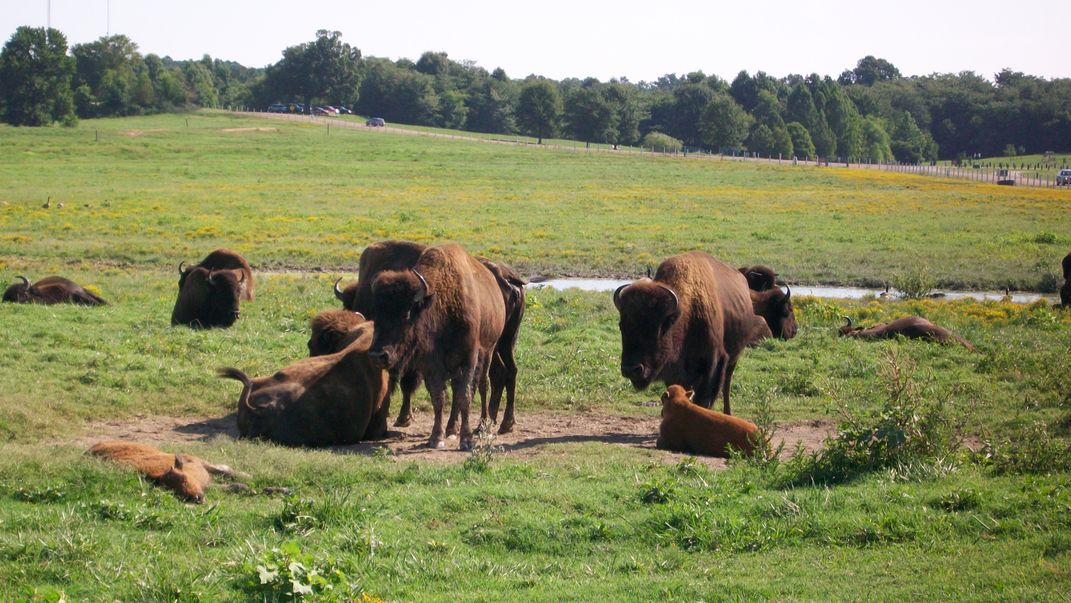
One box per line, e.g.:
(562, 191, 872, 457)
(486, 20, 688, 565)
(370, 350, 392, 369)
(621, 363, 649, 385)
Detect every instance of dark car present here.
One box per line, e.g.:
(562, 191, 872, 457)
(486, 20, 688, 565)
(267, 103, 287, 113)
(366, 117, 386, 127)
(1057, 169, 1071, 186)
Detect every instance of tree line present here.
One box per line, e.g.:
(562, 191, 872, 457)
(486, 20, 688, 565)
(3, 26, 1070, 163)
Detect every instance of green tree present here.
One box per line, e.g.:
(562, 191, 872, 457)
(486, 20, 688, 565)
(72, 34, 142, 117)
(786, 122, 815, 159)
(889, 111, 938, 163)
(698, 93, 752, 150)
(262, 30, 361, 109)
(748, 124, 775, 155)
(517, 79, 562, 144)
(861, 116, 894, 162)
(771, 124, 794, 157)
(0, 26, 76, 126)
(564, 83, 615, 144)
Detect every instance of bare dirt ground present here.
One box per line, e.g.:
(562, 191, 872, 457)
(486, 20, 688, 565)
(77, 411, 834, 468)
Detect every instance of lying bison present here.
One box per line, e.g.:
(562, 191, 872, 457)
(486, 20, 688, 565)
(171, 267, 245, 328)
(838, 316, 974, 351)
(220, 321, 391, 446)
(368, 244, 505, 450)
(657, 385, 757, 457)
(180, 248, 254, 301)
(307, 309, 368, 357)
(615, 251, 764, 415)
(89, 440, 240, 503)
(3, 276, 107, 305)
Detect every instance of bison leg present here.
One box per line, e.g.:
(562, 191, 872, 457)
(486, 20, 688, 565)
(721, 358, 738, 416)
(452, 359, 480, 451)
(393, 370, 420, 427)
(424, 373, 448, 449)
(490, 349, 518, 434)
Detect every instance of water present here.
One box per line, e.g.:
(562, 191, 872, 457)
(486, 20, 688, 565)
(528, 278, 1057, 304)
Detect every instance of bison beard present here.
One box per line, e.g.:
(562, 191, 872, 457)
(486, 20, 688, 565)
(367, 244, 506, 450)
(615, 251, 760, 415)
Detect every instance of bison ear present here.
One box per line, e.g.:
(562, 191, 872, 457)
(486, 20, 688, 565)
(173, 454, 184, 470)
(612, 283, 629, 310)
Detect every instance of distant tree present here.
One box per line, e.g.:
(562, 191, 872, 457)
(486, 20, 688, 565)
(698, 93, 752, 150)
(642, 131, 683, 153)
(771, 124, 794, 157)
(786, 122, 815, 159)
(465, 74, 516, 133)
(889, 111, 938, 163)
(72, 34, 142, 117)
(261, 30, 361, 109)
(748, 124, 775, 155)
(516, 79, 562, 143)
(861, 116, 894, 162)
(437, 89, 468, 129)
(415, 51, 450, 77)
(184, 62, 218, 107)
(604, 80, 642, 145)
(564, 83, 615, 144)
(0, 26, 76, 126)
(667, 83, 714, 146)
(846, 56, 901, 86)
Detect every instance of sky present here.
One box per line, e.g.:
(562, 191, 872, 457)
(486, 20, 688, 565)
(2, 0, 1067, 82)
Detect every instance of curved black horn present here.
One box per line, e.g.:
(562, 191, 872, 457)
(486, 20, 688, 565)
(207, 269, 217, 285)
(178, 261, 186, 275)
(333, 277, 346, 301)
(613, 283, 629, 310)
(656, 284, 679, 313)
(646, 266, 652, 279)
(15, 275, 29, 287)
(784, 285, 791, 298)
(842, 315, 853, 327)
(411, 269, 430, 300)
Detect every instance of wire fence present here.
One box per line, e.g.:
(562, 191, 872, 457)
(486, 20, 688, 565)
(236, 110, 1071, 191)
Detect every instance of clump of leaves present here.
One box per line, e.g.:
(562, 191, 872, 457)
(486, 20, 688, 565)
(463, 420, 502, 473)
(236, 541, 353, 602)
(11, 485, 66, 503)
(640, 480, 675, 504)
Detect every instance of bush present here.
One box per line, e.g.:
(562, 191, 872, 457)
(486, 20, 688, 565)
(235, 541, 354, 602)
(642, 132, 683, 153)
(891, 267, 936, 299)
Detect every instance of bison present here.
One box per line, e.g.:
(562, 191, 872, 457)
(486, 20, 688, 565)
(656, 385, 757, 457)
(615, 251, 763, 415)
(749, 286, 798, 340)
(838, 316, 974, 351)
(171, 267, 245, 328)
(307, 309, 368, 356)
(3, 275, 107, 305)
(367, 243, 505, 450)
(89, 440, 239, 503)
(332, 240, 527, 434)
(220, 321, 391, 446)
(738, 265, 778, 292)
(179, 248, 255, 301)
(1061, 252, 1070, 307)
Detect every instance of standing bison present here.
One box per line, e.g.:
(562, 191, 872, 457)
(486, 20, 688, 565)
(367, 243, 505, 450)
(615, 251, 763, 415)
(220, 320, 391, 446)
(172, 249, 253, 328)
(3, 276, 107, 305)
(838, 316, 974, 351)
(749, 286, 797, 340)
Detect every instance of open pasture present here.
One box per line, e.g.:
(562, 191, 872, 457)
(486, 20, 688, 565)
(1, 112, 1070, 600)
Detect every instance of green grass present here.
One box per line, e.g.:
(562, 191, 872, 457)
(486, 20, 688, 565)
(1, 112, 1070, 601)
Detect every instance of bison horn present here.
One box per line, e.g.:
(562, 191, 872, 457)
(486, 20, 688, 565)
(842, 316, 853, 327)
(173, 454, 184, 470)
(207, 269, 217, 285)
(178, 261, 186, 275)
(613, 283, 629, 310)
(657, 284, 679, 313)
(237, 271, 245, 284)
(646, 266, 652, 279)
(784, 285, 791, 299)
(411, 269, 430, 301)
(333, 277, 346, 302)
(15, 275, 29, 287)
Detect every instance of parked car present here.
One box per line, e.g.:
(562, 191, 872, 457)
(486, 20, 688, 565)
(366, 117, 386, 127)
(312, 106, 338, 116)
(267, 103, 287, 113)
(337, 106, 352, 115)
(1057, 169, 1071, 186)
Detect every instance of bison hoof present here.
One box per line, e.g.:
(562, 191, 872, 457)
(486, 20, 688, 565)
(459, 439, 474, 451)
(445, 425, 458, 437)
(394, 416, 412, 428)
(427, 438, 446, 449)
(497, 420, 515, 435)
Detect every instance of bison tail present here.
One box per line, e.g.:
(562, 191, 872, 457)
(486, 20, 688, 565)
(955, 335, 975, 352)
(217, 367, 251, 386)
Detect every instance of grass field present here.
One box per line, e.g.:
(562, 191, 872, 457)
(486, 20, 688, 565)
(1, 111, 1070, 601)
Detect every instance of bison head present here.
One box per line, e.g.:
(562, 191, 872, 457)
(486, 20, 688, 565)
(838, 316, 862, 336)
(739, 265, 777, 292)
(333, 277, 359, 311)
(2, 276, 31, 303)
(171, 267, 243, 328)
(156, 454, 210, 503)
(308, 309, 367, 356)
(368, 269, 431, 370)
(753, 286, 797, 339)
(614, 279, 680, 390)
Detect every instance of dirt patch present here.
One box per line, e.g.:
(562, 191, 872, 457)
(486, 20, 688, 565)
(77, 411, 834, 468)
(221, 127, 278, 133)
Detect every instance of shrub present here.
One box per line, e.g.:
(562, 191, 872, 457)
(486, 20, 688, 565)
(642, 132, 683, 153)
(235, 541, 354, 602)
(891, 267, 936, 299)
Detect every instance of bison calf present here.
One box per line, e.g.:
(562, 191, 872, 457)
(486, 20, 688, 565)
(656, 385, 757, 457)
(3, 275, 107, 305)
(89, 441, 237, 503)
(839, 316, 974, 350)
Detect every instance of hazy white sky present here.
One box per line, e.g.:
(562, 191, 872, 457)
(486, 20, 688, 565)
(2, 0, 1067, 82)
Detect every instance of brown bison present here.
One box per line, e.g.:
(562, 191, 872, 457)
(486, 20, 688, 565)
(307, 309, 368, 356)
(838, 316, 974, 351)
(368, 243, 505, 449)
(1061, 252, 1070, 307)
(738, 265, 777, 292)
(3, 275, 107, 305)
(615, 251, 763, 415)
(333, 240, 527, 434)
(656, 385, 757, 457)
(749, 286, 798, 340)
(179, 248, 254, 301)
(171, 267, 245, 328)
(220, 321, 391, 446)
(89, 440, 239, 503)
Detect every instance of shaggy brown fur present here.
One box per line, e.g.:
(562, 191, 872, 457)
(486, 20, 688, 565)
(368, 243, 506, 450)
(838, 315, 975, 351)
(656, 385, 757, 457)
(3, 275, 107, 305)
(221, 321, 391, 446)
(180, 248, 255, 301)
(749, 286, 797, 340)
(307, 309, 367, 356)
(89, 441, 237, 503)
(738, 265, 778, 292)
(615, 251, 759, 415)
